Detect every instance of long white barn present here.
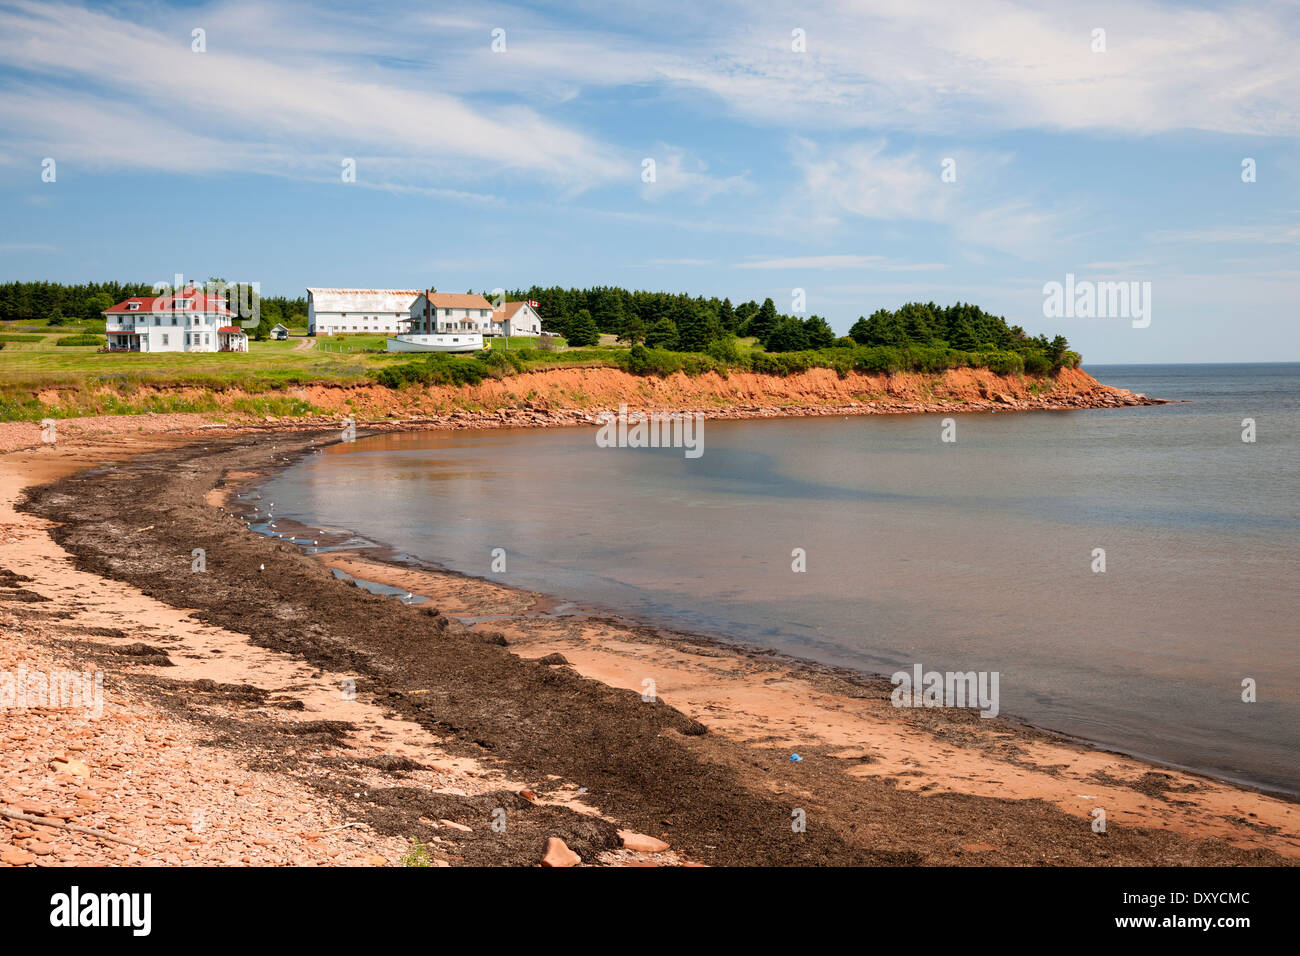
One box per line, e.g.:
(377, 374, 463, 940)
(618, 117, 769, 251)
(306, 288, 423, 336)
(307, 288, 543, 337)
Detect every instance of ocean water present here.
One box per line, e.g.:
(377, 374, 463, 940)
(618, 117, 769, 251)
(260, 364, 1300, 795)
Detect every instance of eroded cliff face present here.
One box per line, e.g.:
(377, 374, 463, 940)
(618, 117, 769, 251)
(281, 364, 1155, 419)
(39, 365, 1157, 424)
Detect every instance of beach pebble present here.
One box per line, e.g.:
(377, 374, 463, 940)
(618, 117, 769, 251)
(617, 830, 670, 853)
(49, 757, 90, 777)
(541, 837, 580, 867)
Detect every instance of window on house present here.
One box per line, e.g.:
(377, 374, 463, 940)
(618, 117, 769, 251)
(171, 316, 177, 325)
(127, 302, 140, 311)
(161, 334, 168, 345)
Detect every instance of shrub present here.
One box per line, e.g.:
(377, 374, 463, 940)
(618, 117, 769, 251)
(705, 336, 741, 364)
(373, 353, 490, 389)
(1022, 351, 1052, 376)
(483, 348, 525, 375)
(625, 343, 653, 375)
(982, 351, 1025, 375)
(852, 346, 905, 374)
(55, 334, 106, 347)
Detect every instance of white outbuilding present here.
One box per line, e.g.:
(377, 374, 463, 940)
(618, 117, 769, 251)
(306, 288, 424, 336)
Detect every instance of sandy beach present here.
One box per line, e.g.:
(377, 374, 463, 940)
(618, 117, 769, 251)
(1, 398, 1296, 867)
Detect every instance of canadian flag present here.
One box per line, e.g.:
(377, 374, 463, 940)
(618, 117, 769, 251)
(528, 300, 539, 308)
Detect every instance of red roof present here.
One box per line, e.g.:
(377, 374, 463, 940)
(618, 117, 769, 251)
(103, 288, 234, 315)
(217, 326, 246, 334)
(103, 296, 159, 314)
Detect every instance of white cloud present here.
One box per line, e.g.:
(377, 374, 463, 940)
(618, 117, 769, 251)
(653, 0, 1300, 137)
(0, 1, 625, 192)
(735, 254, 947, 271)
(639, 147, 751, 202)
(787, 138, 1073, 256)
(1148, 225, 1300, 244)
(1082, 260, 1155, 270)
(405, 0, 1300, 138)
(791, 138, 949, 222)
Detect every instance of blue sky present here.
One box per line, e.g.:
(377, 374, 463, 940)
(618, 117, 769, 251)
(1, 0, 1297, 362)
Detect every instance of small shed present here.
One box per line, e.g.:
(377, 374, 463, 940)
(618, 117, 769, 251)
(270, 323, 290, 340)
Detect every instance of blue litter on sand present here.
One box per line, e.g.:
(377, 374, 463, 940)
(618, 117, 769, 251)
(789, 754, 802, 762)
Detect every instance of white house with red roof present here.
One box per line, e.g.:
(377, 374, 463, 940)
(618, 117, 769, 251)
(103, 289, 249, 353)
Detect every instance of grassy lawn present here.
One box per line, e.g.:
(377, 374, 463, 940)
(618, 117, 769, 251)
(0, 329, 382, 389)
(488, 334, 566, 349)
(0, 326, 599, 390)
(312, 333, 390, 353)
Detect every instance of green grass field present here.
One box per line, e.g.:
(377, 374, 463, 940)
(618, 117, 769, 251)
(488, 335, 563, 350)
(0, 325, 581, 396)
(0, 326, 379, 390)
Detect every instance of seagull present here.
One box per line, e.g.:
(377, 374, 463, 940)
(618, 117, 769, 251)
(258, 564, 265, 572)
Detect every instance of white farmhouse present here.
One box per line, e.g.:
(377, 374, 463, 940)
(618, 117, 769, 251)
(415, 292, 496, 333)
(386, 291, 495, 352)
(490, 300, 543, 336)
(103, 289, 249, 353)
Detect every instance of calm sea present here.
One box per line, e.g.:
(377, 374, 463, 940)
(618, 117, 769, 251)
(260, 364, 1300, 795)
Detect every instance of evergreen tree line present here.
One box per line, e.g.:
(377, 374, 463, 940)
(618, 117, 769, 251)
(0, 281, 156, 323)
(0, 280, 307, 339)
(494, 285, 836, 351)
(497, 285, 1078, 367)
(846, 301, 1078, 370)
